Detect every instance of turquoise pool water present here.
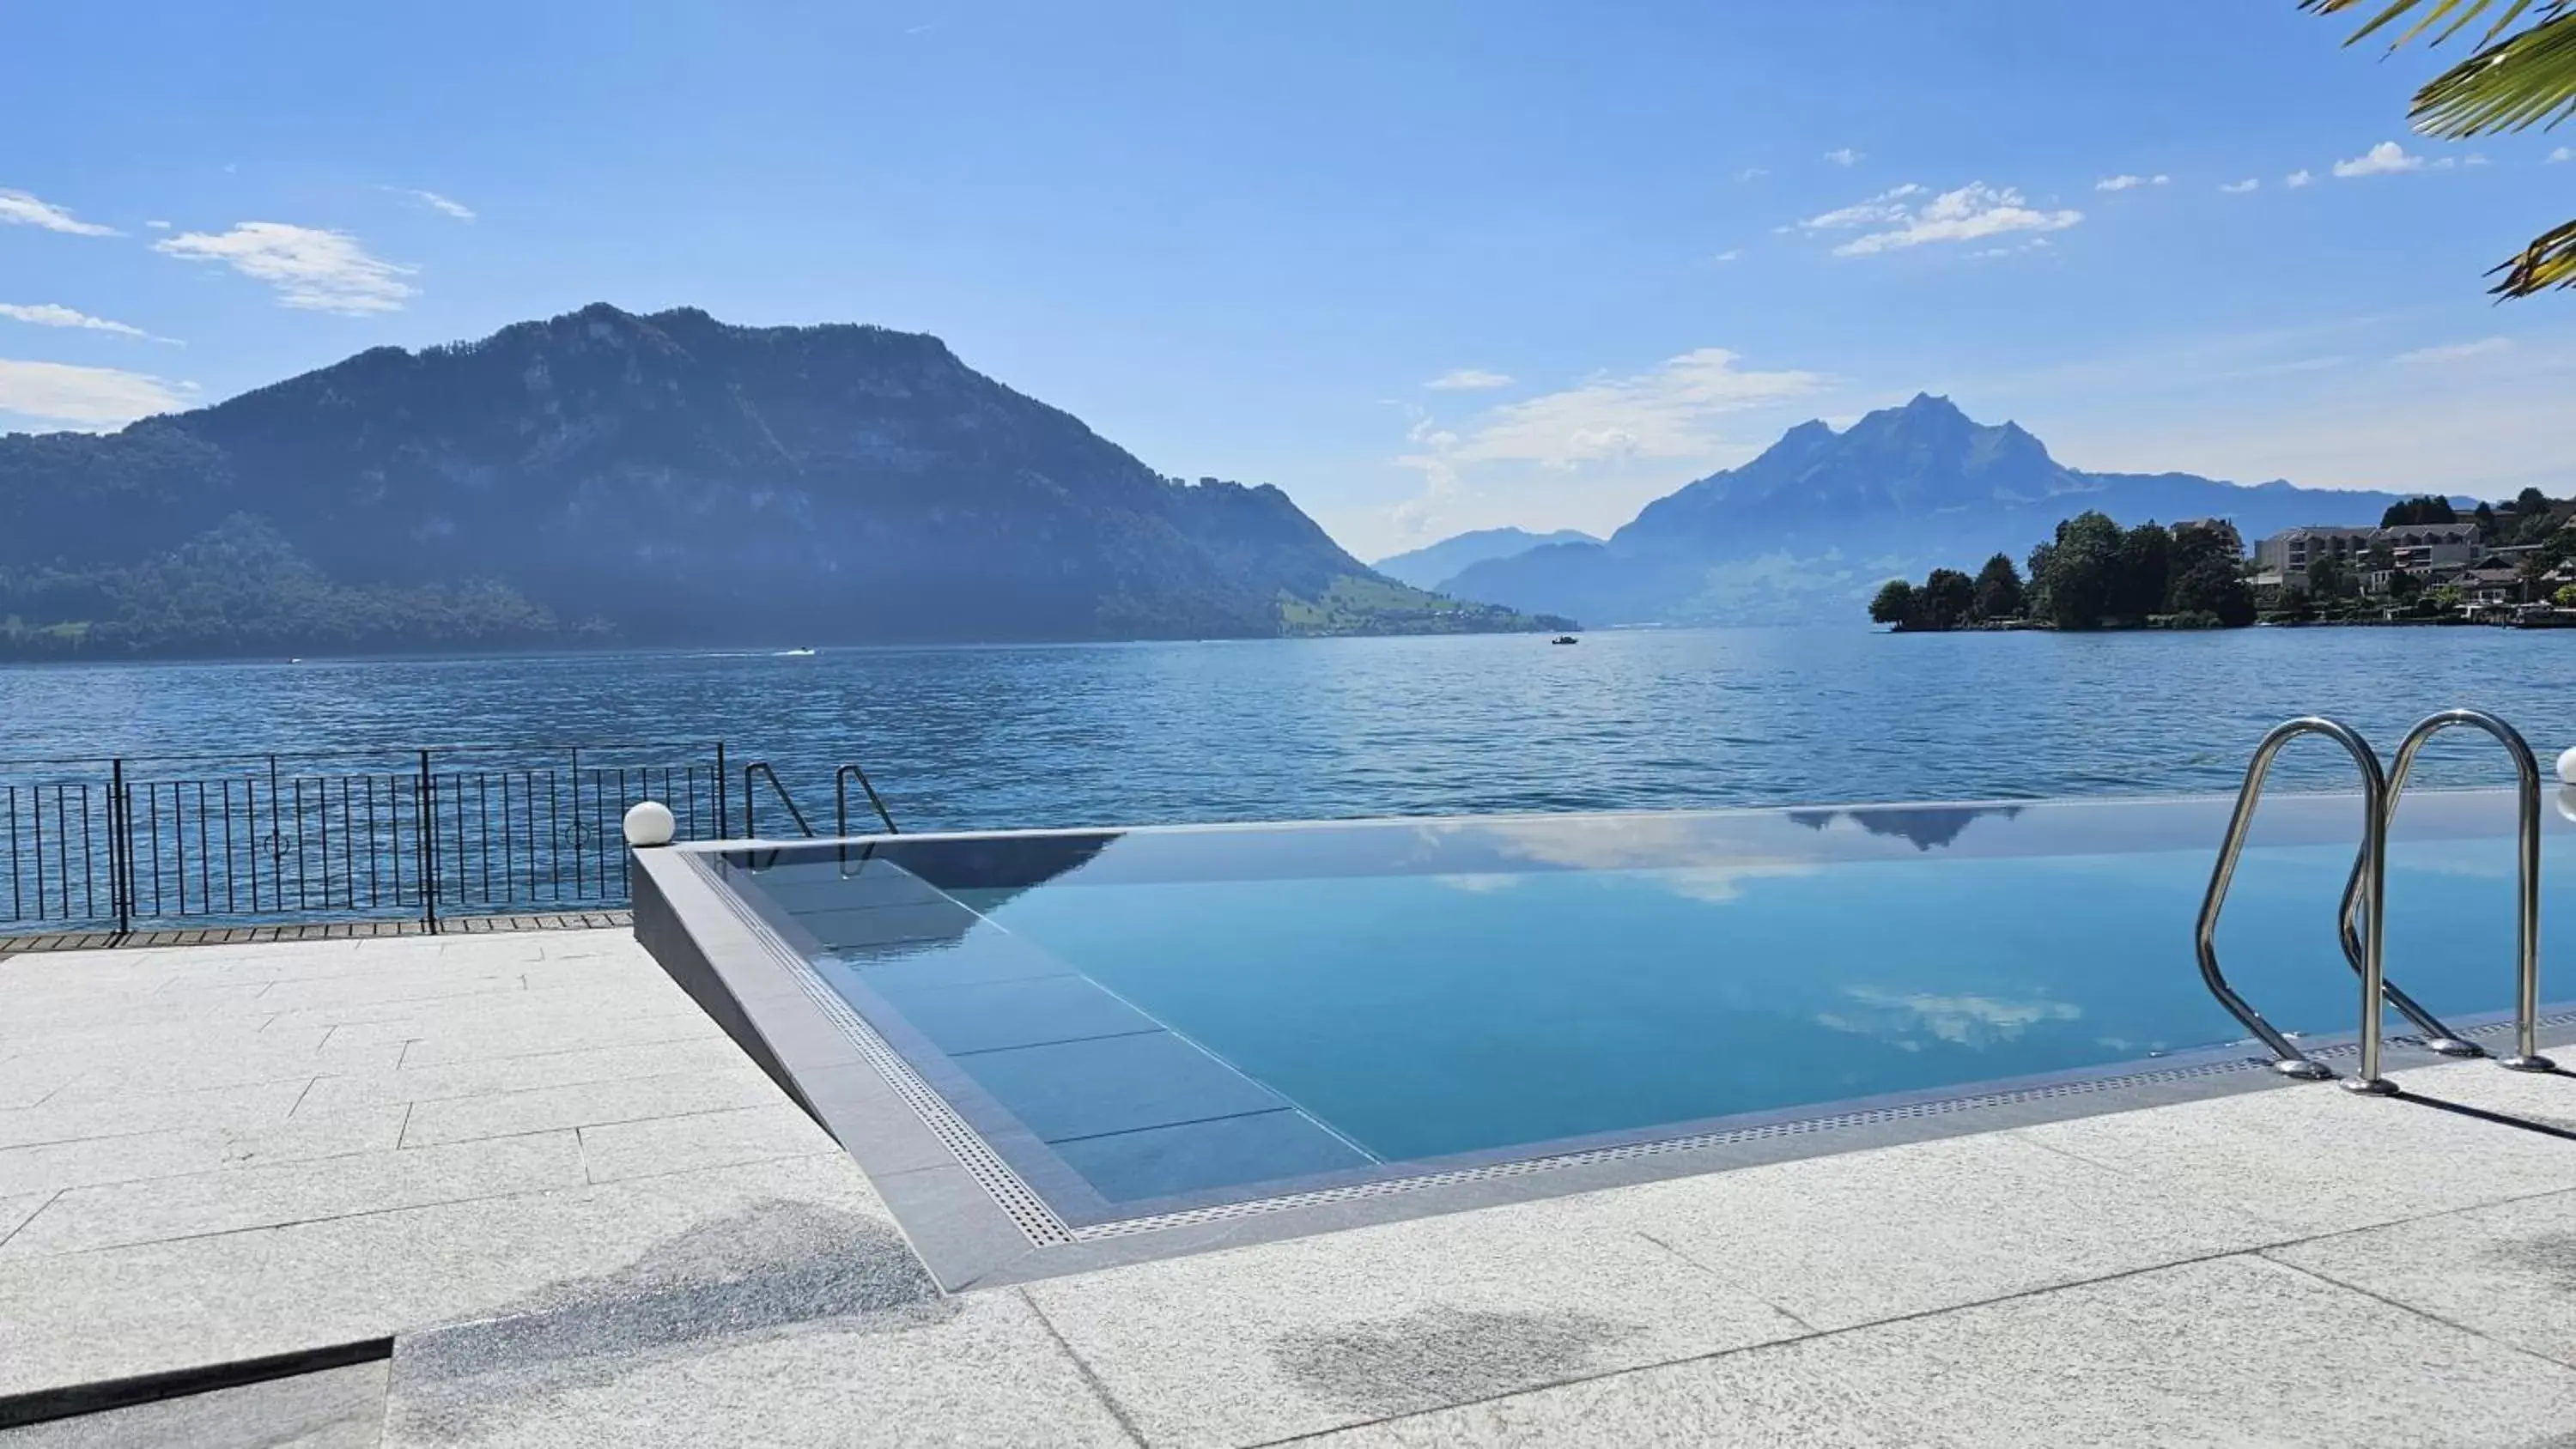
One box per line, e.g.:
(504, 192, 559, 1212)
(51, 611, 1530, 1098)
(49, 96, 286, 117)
(717, 790, 2574, 1225)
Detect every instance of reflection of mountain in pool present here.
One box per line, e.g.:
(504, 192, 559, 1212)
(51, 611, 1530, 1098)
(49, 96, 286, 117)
(1788, 804, 2025, 852)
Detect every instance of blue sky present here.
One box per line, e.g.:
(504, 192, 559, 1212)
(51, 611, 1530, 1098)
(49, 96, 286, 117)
(4, 0, 2572, 561)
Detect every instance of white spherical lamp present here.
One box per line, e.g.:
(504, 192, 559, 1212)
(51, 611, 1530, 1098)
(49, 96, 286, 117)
(623, 800, 677, 848)
(2561, 746, 2576, 788)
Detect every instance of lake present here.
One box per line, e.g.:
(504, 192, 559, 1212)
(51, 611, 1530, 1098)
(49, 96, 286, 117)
(3, 627, 2573, 829)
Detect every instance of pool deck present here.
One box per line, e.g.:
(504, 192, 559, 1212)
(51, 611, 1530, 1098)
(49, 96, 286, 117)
(6, 931, 2576, 1446)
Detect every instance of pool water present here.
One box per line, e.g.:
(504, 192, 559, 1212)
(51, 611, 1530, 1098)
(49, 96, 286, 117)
(715, 791, 2575, 1226)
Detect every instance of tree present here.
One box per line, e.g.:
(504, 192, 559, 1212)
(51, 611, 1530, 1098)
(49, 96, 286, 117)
(2306, 553, 2353, 600)
(2556, 584, 2576, 609)
(2387, 567, 2424, 603)
(2474, 500, 2500, 543)
(2364, 539, 2397, 578)
(2380, 495, 2458, 527)
(2170, 552, 2258, 626)
(1870, 579, 1921, 627)
(1972, 553, 2026, 621)
(1921, 568, 1976, 629)
(2030, 512, 2125, 630)
(2518, 487, 2552, 518)
(2304, 0, 2576, 295)
(2112, 522, 2173, 619)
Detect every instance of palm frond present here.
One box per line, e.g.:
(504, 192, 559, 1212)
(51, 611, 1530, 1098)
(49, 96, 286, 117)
(2491, 217, 2576, 294)
(2408, 13, 2576, 132)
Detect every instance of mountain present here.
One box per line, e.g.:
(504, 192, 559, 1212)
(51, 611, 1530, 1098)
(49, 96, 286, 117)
(1444, 394, 2453, 625)
(0, 305, 1564, 658)
(1371, 527, 1601, 591)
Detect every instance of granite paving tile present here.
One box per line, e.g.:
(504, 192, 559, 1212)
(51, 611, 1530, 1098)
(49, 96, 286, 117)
(577, 1102, 838, 1183)
(0, 1153, 890, 1397)
(0, 1359, 390, 1449)
(2266, 1186, 2576, 1368)
(0, 1103, 405, 1197)
(1793, 1254, 2576, 1447)
(398, 1069, 779, 1148)
(0, 1079, 311, 1153)
(1565, 1130, 2297, 1331)
(383, 1287, 1132, 1449)
(2014, 1075, 2576, 1234)
(0, 1131, 588, 1256)
(1023, 1191, 1804, 1446)
(293, 1037, 756, 1115)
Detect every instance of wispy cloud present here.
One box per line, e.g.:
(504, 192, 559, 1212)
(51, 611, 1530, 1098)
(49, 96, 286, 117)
(2553, 147, 2573, 164)
(2219, 179, 2261, 194)
(0, 359, 194, 426)
(0, 302, 174, 343)
(1806, 182, 2081, 257)
(2286, 169, 2315, 188)
(144, 219, 172, 230)
(2094, 173, 2169, 192)
(1736, 167, 1769, 182)
(154, 222, 417, 315)
(1825, 148, 1863, 167)
(2334, 141, 2424, 178)
(2394, 336, 2513, 366)
(1402, 348, 1824, 489)
(382, 186, 475, 221)
(1711, 248, 1743, 263)
(0, 188, 119, 237)
(1425, 368, 1513, 391)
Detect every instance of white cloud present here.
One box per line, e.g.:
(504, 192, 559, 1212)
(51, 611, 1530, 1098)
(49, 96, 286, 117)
(2335, 141, 2425, 177)
(2220, 179, 2261, 194)
(154, 222, 417, 314)
(0, 359, 194, 426)
(1737, 167, 1769, 181)
(1809, 182, 2082, 257)
(0, 189, 119, 237)
(2394, 336, 2513, 366)
(2553, 147, 2573, 164)
(0, 302, 163, 341)
(383, 186, 475, 221)
(144, 219, 172, 229)
(1406, 348, 1825, 476)
(2286, 169, 2315, 188)
(2094, 173, 2169, 191)
(1425, 368, 1513, 391)
(1825, 148, 1863, 167)
(1711, 248, 1743, 263)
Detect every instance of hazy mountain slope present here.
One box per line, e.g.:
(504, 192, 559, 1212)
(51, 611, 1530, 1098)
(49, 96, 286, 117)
(1371, 527, 1600, 591)
(1446, 395, 2441, 625)
(0, 305, 1558, 657)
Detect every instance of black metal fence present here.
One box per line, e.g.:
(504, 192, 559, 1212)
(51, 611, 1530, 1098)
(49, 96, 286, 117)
(1, 743, 746, 934)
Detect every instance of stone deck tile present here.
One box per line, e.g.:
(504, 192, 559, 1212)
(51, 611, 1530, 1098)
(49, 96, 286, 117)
(1021, 1191, 1806, 1447)
(2266, 1185, 2576, 1370)
(576, 1102, 839, 1183)
(1308, 1255, 2576, 1449)
(290, 1037, 757, 1115)
(0, 1079, 313, 1154)
(0, 1360, 390, 1449)
(1, 1131, 591, 1257)
(0, 1103, 405, 1198)
(384, 1290, 1133, 1449)
(0, 1154, 889, 1398)
(2009, 1067, 2576, 1234)
(396, 1068, 781, 1149)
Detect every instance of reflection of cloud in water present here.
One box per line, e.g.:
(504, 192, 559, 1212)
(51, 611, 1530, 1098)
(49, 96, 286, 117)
(1455, 815, 1821, 903)
(1823, 986, 2081, 1047)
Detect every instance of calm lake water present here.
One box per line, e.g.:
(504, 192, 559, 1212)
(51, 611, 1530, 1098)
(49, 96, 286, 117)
(3, 627, 2573, 828)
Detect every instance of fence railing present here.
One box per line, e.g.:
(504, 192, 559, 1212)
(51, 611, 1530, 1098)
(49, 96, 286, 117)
(0, 742, 775, 934)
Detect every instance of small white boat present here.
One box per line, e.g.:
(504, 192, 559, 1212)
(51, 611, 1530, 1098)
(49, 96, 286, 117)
(778, 646, 818, 658)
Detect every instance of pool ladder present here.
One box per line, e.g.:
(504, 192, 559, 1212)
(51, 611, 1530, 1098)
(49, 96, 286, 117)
(2197, 708, 2555, 1094)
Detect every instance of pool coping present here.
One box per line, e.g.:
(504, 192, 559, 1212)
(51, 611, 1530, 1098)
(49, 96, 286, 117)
(629, 834, 2576, 1291)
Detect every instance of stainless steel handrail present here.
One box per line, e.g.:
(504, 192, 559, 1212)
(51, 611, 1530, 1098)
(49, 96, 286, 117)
(2339, 708, 2555, 1074)
(2197, 716, 2395, 1091)
(835, 764, 900, 837)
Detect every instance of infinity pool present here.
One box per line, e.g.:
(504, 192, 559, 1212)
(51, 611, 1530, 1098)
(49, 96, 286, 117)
(700, 790, 2573, 1228)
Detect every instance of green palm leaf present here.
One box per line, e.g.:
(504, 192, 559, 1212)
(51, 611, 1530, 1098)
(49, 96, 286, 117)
(2303, 0, 2575, 294)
